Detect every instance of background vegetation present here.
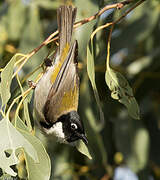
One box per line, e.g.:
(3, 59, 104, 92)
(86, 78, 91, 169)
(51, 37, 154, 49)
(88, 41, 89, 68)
(0, 0, 160, 179)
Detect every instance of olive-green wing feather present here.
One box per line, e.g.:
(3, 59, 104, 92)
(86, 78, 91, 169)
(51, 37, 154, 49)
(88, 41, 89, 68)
(43, 41, 79, 124)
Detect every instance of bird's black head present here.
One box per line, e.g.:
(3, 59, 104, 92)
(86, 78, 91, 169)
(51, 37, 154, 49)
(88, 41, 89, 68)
(57, 111, 88, 145)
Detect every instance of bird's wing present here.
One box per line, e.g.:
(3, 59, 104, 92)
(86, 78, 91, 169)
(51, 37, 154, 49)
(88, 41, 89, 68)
(43, 41, 79, 124)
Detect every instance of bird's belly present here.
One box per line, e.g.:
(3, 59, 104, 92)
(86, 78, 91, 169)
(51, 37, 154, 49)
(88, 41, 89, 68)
(34, 66, 55, 122)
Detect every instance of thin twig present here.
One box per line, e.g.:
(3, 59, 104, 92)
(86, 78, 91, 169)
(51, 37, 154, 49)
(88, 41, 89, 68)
(6, 87, 32, 117)
(74, 0, 135, 28)
(12, 31, 58, 78)
(47, 0, 136, 44)
(113, 0, 146, 25)
(12, 0, 143, 78)
(91, 0, 145, 42)
(106, 25, 114, 70)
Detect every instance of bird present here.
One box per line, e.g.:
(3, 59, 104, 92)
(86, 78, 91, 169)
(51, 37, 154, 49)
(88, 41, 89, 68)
(34, 5, 88, 145)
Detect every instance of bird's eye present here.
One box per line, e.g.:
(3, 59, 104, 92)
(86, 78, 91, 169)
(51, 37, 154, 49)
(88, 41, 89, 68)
(71, 123, 78, 130)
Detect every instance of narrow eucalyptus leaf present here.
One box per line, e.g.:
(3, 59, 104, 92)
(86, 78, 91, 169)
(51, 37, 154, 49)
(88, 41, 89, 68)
(16, 117, 51, 180)
(76, 140, 92, 160)
(0, 117, 38, 176)
(105, 68, 140, 120)
(7, 0, 26, 40)
(1, 55, 17, 107)
(15, 115, 29, 132)
(23, 100, 32, 132)
(87, 42, 104, 131)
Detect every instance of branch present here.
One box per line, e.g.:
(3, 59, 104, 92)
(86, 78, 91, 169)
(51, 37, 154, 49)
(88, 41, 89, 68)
(74, 0, 135, 28)
(91, 0, 145, 41)
(13, 0, 144, 78)
(47, 0, 136, 44)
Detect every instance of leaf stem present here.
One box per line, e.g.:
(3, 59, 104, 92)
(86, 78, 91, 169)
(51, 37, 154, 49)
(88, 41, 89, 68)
(6, 87, 32, 117)
(106, 25, 114, 70)
(0, 109, 5, 117)
(74, 0, 136, 28)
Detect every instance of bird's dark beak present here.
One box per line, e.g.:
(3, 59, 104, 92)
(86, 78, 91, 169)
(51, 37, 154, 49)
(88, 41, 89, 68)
(81, 134, 88, 145)
(67, 132, 88, 145)
(76, 133, 88, 145)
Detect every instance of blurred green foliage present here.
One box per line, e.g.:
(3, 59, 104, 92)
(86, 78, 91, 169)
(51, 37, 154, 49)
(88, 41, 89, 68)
(0, 0, 160, 179)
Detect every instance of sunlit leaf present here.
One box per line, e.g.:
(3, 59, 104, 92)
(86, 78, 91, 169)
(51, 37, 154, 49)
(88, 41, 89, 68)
(15, 115, 29, 132)
(16, 116, 51, 180)
(0, 117, 38, 176)
(127, 56, 152, 75)
(0, 173, 12, 180)
(16, 150, 28, 179)
(87, 42, 104, 131)
(23, 100, 32, 132)
(1, 54, 18, 107)
(76, 140, 92, 160)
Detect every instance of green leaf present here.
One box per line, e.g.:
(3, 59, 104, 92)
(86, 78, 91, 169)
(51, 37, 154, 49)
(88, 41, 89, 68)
(0, 117, 38, 176)
(16, 117, 51, 180)
(85, 107, 107, 164)
(76, 140, 92, 160)
(15, 115, 30, 132)
(79, 75, 107, 165)
(127, 128, 149, 172)
(0, 173, 12, 180)
(127, 56, 152, 75)
(75, 0, 98, 59)
(87, 42, 104, 131)
(1, 54, 17, 107)
(0, 18, 8, 59)
(105, 67, 140, 119)
(7, 0, 26, 40)
(23, 100, 32, 132)
(19, 4, 47, 75)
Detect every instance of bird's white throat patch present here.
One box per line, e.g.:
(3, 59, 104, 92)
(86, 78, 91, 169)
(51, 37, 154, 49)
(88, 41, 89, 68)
(43, 122, 67, 143)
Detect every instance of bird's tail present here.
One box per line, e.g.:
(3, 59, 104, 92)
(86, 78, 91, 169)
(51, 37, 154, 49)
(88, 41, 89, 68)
(57, 5, 77, 57)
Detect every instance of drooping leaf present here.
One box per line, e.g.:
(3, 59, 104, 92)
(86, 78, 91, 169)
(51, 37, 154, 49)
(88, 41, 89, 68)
(75, 0, 98, 59)
(0, 173, 12, 180)
(127, 127, 149, 172)
(79, 75, 107, 165)
(87, 41, 104, 131)
(19, 4, 47, 74)
(85, 107, 107, 164)
(23, 100, 32, 132)
(15, 115, 29, 132)
(7, 0, 26, 40)
(105, 26, 140, 120)
(1, 55, 15, 107)
(0, 17, 8, 60)
(0, 117, 38, 176)
(16, 117, 51, 180)
(76, 140, 92, 160)
(105, 67, 140, 119)
(0, 54, 22, 107)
